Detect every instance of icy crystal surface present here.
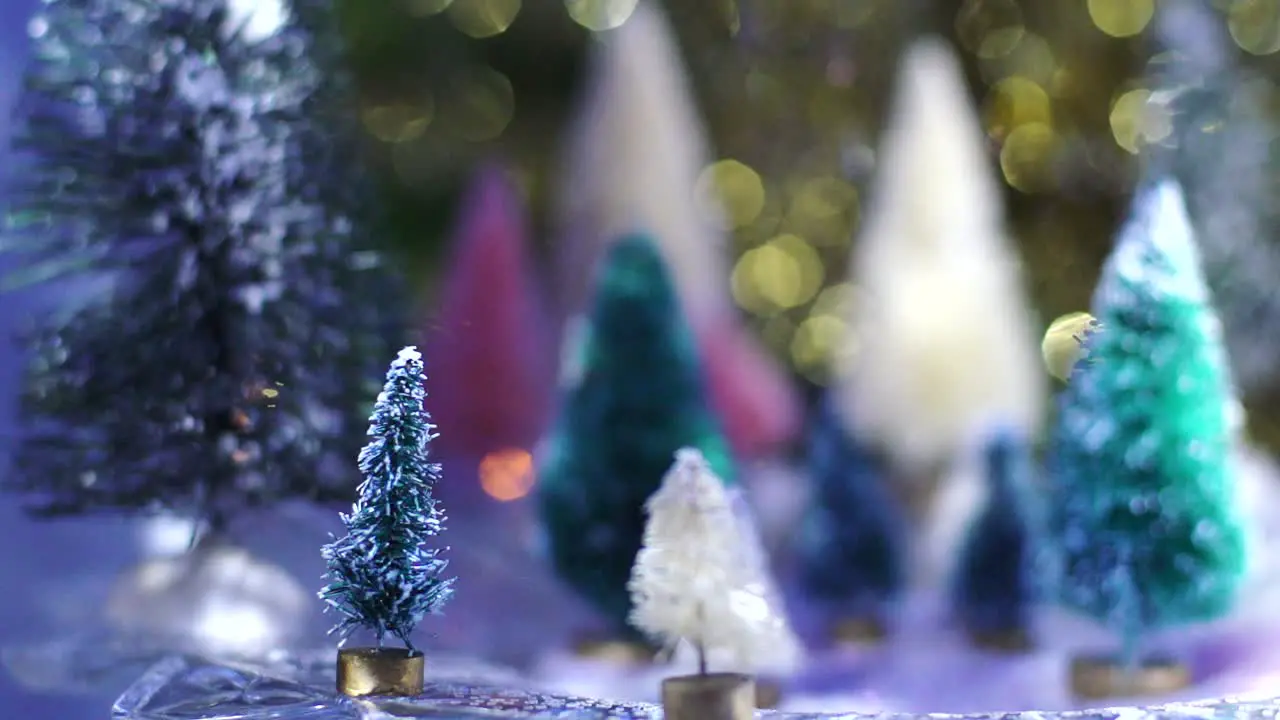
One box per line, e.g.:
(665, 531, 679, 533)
(112, 653, 1280, 720)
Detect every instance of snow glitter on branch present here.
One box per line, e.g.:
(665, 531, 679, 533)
(628, 448, 801, 676)
(319, 346, 455, 650)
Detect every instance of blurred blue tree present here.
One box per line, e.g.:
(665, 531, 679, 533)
(2, 0, 405, 531)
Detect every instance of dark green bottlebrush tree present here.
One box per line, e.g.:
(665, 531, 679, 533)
(537, 232, 735, 639)
(2, 0, 405, 531)
(320, 347, 454, 648)
(951, 430, 1037, 641)
(796, 394, 905, 632)
(1047, 179, 1247, 665)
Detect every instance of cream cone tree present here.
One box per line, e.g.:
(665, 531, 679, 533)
(554, 0, 800, 458)
(628, 448, 801, 676)
(840, 38, 1045, 484)
(554, 0, 727, 325)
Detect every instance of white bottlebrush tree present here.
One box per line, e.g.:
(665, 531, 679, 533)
(628, 448, 801, 676)
(839, 38, 1045, 481)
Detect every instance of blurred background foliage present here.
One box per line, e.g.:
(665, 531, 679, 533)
(330, 0, 1280, 445)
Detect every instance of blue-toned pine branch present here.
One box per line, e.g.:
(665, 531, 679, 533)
(2, 0, 405, 529)
(320, 346, 454, 649)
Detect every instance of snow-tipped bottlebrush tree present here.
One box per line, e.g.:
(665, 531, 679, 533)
(319, 346, 454, 649)
(951, 430, 1037, 641)
(2, 0, 405, 530)
(538, 232, 735, 640)
(796, 394, 906, 632)
(1047, 179, 1247, 664)
(629, 448, 799, 675)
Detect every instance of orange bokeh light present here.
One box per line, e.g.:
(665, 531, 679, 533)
(479, 447, 536, 501)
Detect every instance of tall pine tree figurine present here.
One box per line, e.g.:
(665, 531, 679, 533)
(796, 394, 906, 645)
(1048, 180, 1246, 698)
(951, 430, 1037, 651)
(320, 346, 453, 697)
(2, 0, 404, 532)
(538, 232, 734, 647)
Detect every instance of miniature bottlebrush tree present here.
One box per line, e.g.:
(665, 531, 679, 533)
(951, 430, 1037, 641)
(555, 0, 801, 460)
(796, 395, 906, 632)
(2, 0, 404, 530)
(629, 448, 800, 675)
(319, 347, 454, 648)
(1047, 179, 1247, 664)
(842, 38, 1044, 481)
(538, 232, 734, 639)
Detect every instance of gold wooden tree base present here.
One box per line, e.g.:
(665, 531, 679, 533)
(571, 636, 656, 665)
(967, 627, 1034, 654)
(1069, 655, 1191, 700)
(831, 616, 888, 646)
(661, 673, 756, 720)
(336, 647, 425, 697)
(755, 678, 782, 709)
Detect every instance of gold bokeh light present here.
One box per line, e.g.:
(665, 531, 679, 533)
(438, 68, 516, 142)
(1109, 87, 1173, 154)
(696, 159, 766, 229)
(1087, 0, 1154, 38)
(730, 234, 824, 315)
(1228, 0, 1280, 56)
(565, 0, 638, 31)
(1000, 122, 1057, 193)
(447, 0, 521, 38)
(784, 176, 858, 245)
(984, 76, 1052, 140)
(955, 0, 1026, 60)
(362, 102, 433, 143)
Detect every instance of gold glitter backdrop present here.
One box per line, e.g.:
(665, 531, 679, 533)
(337, 0, 1280, 445)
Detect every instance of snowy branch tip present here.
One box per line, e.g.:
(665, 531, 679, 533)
(395, 346, 423, 367)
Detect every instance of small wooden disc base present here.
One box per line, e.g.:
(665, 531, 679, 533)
(336, 647, 425, 697)
(831, 616, 888, 646)
(662, 672, 755, 720)
(571, 636, 656, 665)
(967, 626, 1034, 654)
(1069, 655, 1191, 700)
(755, 678, 782, 709)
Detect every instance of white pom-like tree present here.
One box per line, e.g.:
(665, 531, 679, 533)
(628, 448, 801, 676)
(839, 38, 1045, 501)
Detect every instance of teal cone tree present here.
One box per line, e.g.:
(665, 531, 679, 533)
(951, 430, 1037, 640)
(1047, 179, 1247, 663)
(319, 347, 454, 649)
(796, 394, 905, 632)
(537, 232, 734, 639)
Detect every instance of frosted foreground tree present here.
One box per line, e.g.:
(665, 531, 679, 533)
(320, 346, 454, 649)
(628, 448, 800, 676)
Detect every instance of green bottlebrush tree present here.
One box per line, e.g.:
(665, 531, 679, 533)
(796, 394, 906, 631)
(951, 430, 1037, 640)
(1047, 179, 1247, 663)
(319, 346, 454, 648)
(537, 232, 734, 639)
(2, 0, 404, 531)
